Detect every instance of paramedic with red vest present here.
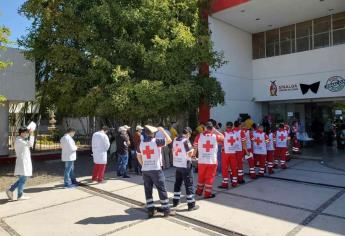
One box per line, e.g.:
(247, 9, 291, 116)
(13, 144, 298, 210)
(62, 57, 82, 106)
(233, 121, 248, 183)
(219, 122, 238, 189)
(275, 123, 290, 169)
(172, 127, 199, 211)
(194, 121, 224, 198)
(252, 124, 269, 176)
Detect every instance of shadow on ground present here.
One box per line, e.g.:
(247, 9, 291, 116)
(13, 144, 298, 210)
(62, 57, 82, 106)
(75, 208, 145, 225)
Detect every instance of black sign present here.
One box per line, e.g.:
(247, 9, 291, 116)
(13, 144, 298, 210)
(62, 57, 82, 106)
(299, 82, 320, 95)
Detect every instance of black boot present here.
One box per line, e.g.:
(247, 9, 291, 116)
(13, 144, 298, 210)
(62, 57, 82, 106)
(188, 202, 199, 211)
(163, 209, 176, 217)
(147, 207, 155, 218)
(172, 199, 179, 207)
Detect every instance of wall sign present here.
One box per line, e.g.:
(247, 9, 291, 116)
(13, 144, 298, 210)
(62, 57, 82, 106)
(287, 112, 294, 117)
(299, 81, 320, 95)
(269, 81, 277, 96)
(335, 110, 343, 115)
(269, 81, 298, 96)
(325, 76, 345, 92)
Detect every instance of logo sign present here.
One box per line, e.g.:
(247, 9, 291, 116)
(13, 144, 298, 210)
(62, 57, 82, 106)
(278, 84, 298, 92)
(270, 81, 277, 96)
(325, 76, 345, 92)
(299, 82, 320, 95)
(269, 81, 298, 96)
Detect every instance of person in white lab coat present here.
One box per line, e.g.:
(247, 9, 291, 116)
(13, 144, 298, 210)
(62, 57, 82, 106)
(92, 126, 110, 183)
(60, 128, 79, 188)
(6, 127, 34, 201)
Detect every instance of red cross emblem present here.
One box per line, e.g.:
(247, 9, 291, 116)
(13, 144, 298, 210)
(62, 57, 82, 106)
(174, 144, 182, 156)
(279, 134, 286, 141)
(203, 140, 214, 152)
(254, 137, 263, 145)
(143, 145, 154, 159)
(227, 136, 236, 146)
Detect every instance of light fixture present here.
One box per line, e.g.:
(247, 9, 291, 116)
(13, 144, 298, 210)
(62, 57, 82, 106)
(329, 8, 334, 12)
(268, 24, 273, 27)
(256, 18, 260, 21)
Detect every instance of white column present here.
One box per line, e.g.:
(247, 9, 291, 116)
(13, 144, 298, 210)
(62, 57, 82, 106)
(0, 101, 9, 156)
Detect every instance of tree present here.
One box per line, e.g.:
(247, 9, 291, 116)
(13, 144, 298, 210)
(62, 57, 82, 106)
(0, 24, 12, 104)
(19, 0, 225, 124)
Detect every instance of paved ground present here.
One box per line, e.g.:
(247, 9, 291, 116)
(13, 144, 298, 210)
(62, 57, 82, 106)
(1, 157, 345, 236)
(0, 154, 116, 191)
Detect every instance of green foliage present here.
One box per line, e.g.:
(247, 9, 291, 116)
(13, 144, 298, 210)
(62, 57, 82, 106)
(19, 0, 226, 122)
(0, 95, 6, 105)
(0, 24, 12, 105)
(0, 26, 12, 68)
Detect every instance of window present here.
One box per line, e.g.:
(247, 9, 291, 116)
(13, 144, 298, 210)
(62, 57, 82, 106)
(280, 25, 295, 55)
(313, 16, 331, 49)
(296, 21, 312, 52)
(333, 12, 345, 45)
(252, 32, 265, 59)
(251, 11, 345, 59)
(266, 29, 279, 57)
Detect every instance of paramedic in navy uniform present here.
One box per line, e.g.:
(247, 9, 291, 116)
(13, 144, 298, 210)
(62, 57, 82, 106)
(136, 125, 174, 218)
(172, 127, 199, 211)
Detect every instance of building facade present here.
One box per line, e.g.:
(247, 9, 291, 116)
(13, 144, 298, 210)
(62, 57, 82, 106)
(0, 47, 35, 156)
(209, 0, 345, 132)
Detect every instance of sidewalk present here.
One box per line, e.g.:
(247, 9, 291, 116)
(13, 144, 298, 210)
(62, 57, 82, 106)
(1, 159, 345, 236)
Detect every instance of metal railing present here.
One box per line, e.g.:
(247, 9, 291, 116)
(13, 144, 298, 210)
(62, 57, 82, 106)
(9, 133, 91, 152)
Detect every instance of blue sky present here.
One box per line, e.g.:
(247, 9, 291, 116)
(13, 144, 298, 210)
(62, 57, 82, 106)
(0, 0, 32, 47)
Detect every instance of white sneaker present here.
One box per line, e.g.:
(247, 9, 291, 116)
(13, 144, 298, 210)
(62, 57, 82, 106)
(12, 189, 18, 201)
(6, 189, 13, 201)
(18, 195, 31, 201)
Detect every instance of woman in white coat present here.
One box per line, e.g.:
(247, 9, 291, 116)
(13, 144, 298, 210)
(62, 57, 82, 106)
(60, 128, 78, 188)
(91, 126, 110, 183)
(6, 127, 34, 201)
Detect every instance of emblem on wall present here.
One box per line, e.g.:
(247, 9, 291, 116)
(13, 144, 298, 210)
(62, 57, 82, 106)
(299, 81, 320, 95)
(325, 76, 345, 92)
(269, 81, 277, 96)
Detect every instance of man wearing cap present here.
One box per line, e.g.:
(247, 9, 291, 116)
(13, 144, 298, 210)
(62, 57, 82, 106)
(92, 126, 110, 183)
(193, 121, 224, 198)
(132, 125, 144, 174)
(172, 127, 199, 211)
(136, 125, 174, 218)
(116, 126, 131, 178)
(219, 122, 238, 189)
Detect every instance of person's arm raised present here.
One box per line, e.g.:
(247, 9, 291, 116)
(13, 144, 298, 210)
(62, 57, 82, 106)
(158, 127, 172, 145)
(213, 128, 224, 142)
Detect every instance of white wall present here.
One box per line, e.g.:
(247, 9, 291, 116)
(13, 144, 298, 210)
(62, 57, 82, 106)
(0, 47, 35, 101)
(0, 48, 35, 156)
(0, 102, 9, 155)
(62, 117, 91, 135)
(253, 44, 345, 101)
(209, 16, 261, 124)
